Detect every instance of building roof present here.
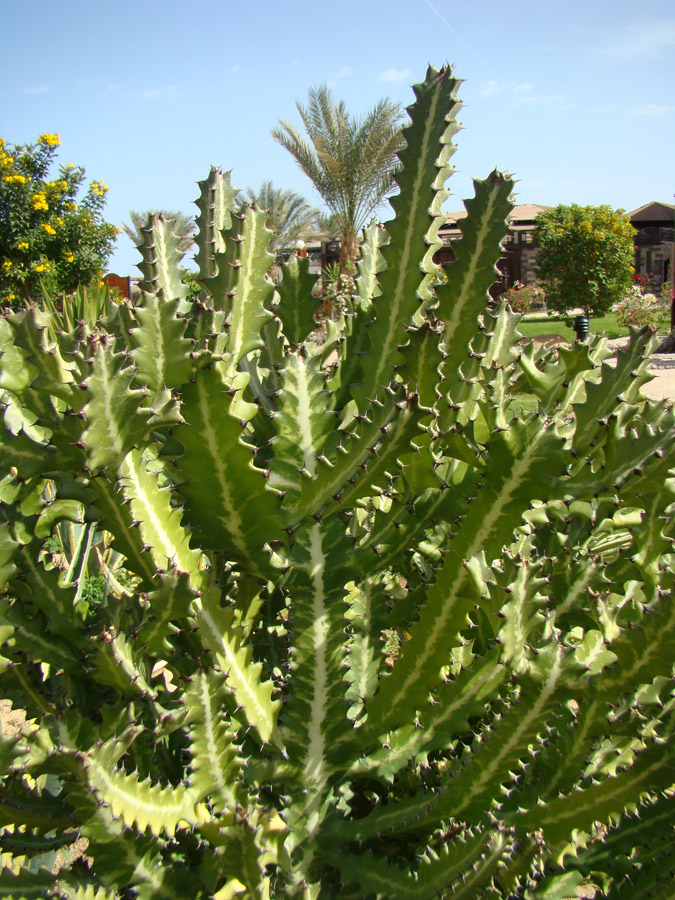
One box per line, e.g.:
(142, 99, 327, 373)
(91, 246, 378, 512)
(628, 201, 675, 223)
(442, 203, 552, 230)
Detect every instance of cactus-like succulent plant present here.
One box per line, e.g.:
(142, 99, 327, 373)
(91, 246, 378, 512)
(1, 66, 675, 899)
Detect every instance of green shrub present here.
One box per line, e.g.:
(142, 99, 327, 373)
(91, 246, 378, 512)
(1, 66, 674, 899)
(535, 204, 635, 316)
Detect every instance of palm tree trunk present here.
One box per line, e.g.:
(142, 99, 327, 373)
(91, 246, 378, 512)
(339, 230, 359, 273)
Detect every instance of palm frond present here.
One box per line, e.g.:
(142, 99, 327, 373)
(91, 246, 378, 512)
(272, 85, 405, 264)
(245, 182, 321, 250)
(122, 210, 196, 254)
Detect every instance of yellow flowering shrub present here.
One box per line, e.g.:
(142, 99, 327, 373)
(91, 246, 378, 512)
(0, 133, 118, 306)
(32, 192, 49, 211)
(534, 204, 636, 316)
(38, 133, 60, 147)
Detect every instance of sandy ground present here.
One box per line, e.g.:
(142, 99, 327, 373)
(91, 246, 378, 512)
(604, 336, 675, 404)
(527, 334, 675, 404)
(639, 365, 675, 403)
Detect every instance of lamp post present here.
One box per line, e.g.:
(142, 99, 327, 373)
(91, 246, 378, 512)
(573, 314, 590, 342)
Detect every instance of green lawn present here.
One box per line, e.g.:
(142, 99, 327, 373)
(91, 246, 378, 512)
(517, 312, 670, 341)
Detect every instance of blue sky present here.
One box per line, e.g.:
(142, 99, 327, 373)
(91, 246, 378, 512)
(2, 0, 674, 275)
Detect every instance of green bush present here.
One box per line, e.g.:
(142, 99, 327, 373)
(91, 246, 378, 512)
(534, 204, 635, 316)
(1, 67, 674, 899)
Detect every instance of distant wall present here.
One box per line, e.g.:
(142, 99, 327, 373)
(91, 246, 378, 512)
(103, 273, 131, 299)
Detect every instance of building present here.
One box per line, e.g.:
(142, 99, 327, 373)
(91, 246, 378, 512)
(629, 201, 675, 292)
(437, 201, 675, 298)
(436, 204, 551, 294)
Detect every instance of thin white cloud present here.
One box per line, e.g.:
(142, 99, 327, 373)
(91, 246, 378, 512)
(97, 83, 121, 100)
(479, 80, 574, 110)
(380, 67, 412, 84)
(512, 91, 575, 111)
(226, 65, 241, 76)
(421, 0, 496, 77)
(335, 65, 352, 79)
(22, 84, 50, 95)
(592, 102, 673, 116)
(480, 79, 507, 98)
(598, 20, 675, 62)
(132, 85, 182, 100)
(291, 58, 300, 66)
(631, 103, 673, 116)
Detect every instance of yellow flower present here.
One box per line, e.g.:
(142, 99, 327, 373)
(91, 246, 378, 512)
(56, 217, 64, 226)
(90, 180, 109, 197)
(34, 261, 50, 273)
(17, 242, 29, 250)
(65, 252, 74, 263)
(6, 294, 15, 302)
(66, 163, 74, 169)
(2, 260, 11, 271)
(38, 133, 60, 147)
(32, 192, 49, 211)
(0, 138, 5, 148)
(42, 223, 56, 235)
(56, 180, 68, 191)
(0, 156, 14, 168)
(3, 174, 26, 185)
(68, 201, 77, 210)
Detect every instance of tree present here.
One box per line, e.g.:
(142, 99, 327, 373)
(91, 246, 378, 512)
(122, 209, 196, 255)
(0, 134, 118, 307)
(272, 85, 405, 268)
(314, 210, 341, 240)
(244, 181, 320, 251)
(534, 203, 636, 316)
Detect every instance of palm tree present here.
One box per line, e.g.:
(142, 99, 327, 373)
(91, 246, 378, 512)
(272, 85, 405, 269)
(314, 211, 341, 241)
(122, 210, 196, 255)
(245, 182, 321, 252)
